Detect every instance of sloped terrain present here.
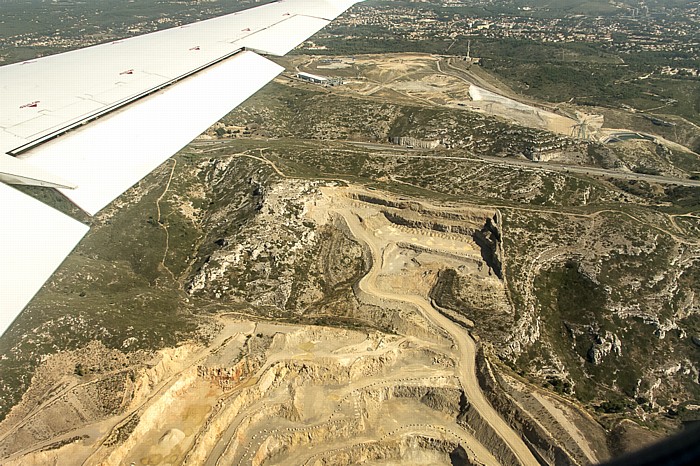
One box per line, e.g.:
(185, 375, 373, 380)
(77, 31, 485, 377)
(0, 53, 698, 465)
(0, 182, 612, 466)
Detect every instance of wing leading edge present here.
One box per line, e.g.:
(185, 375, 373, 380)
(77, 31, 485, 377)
(0, 0, 363, 336)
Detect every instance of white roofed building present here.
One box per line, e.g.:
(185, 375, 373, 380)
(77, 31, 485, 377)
(297, 71, 329, 83)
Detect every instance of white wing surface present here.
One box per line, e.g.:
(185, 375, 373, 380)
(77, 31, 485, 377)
(0, 0, 362, 336)
(0, 184, 89, 336)
(24, 51, 283, 215)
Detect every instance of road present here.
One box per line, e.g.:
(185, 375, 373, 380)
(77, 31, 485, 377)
(337, 207, 539, 466)
(478, 154, 700, 188)
(346, 141, 700, 188)
(192, 139, 700, 188)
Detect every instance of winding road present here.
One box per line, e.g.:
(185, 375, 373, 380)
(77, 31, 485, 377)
(336, 206, 539, 466)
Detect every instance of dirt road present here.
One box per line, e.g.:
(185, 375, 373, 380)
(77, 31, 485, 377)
(337, 206, 539, 466)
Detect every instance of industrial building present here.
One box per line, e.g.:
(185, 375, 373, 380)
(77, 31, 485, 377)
(297, 71, 343, 86)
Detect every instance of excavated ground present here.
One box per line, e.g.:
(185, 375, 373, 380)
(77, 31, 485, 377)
(0, 185, 610, 466)
(0, 47, 696, 466)
(293, 54, 580, 140)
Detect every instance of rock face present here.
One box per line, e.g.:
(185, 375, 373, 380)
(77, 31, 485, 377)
(308, 436, 465, 466)
(388, 136, 441, 149)
(608, 419, 662, 457)
(473, 347, 602, 466)
(587, 331, 623, 365)
(472, 215, 504, 279)
(186, 177, 322, 307)
(352, 192, 504, 279)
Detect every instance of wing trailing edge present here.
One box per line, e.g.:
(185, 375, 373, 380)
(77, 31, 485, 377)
(0, 153, 76, 189)
(0, 184, 89, 337)
(0, 0, 363, 337)
(21, 51, 283, 216)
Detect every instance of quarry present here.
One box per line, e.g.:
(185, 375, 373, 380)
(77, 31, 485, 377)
(0, 51, 698, 465)
(0, 185, 616, 466)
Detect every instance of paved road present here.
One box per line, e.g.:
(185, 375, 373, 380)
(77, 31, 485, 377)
(478, 154, 700, 188)
(192, 139, 700, 188)
(346, 141, 700, 188)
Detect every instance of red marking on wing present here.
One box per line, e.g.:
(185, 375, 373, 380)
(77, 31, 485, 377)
(120, 69, 134, 75)
(190, 46, 201, 51)
(242, 28, 251, 32)
(20, 101, 39, 109)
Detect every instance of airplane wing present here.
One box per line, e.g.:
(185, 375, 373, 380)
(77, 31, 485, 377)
(0, 0, 362, 337)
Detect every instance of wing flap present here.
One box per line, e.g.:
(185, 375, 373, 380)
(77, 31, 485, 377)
(20, 51, 283, 215)
(0, 0, 362, 157)
(274, 0, 361, 21)
(0, 184, 89, 336)
(236, 15, 331, 56)
(0, 0, 363, 338)
(0, 153, 76, 189)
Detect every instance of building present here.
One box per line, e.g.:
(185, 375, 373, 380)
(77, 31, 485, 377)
(297, 72, 329, 84)
(296, 72, 343, 86)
